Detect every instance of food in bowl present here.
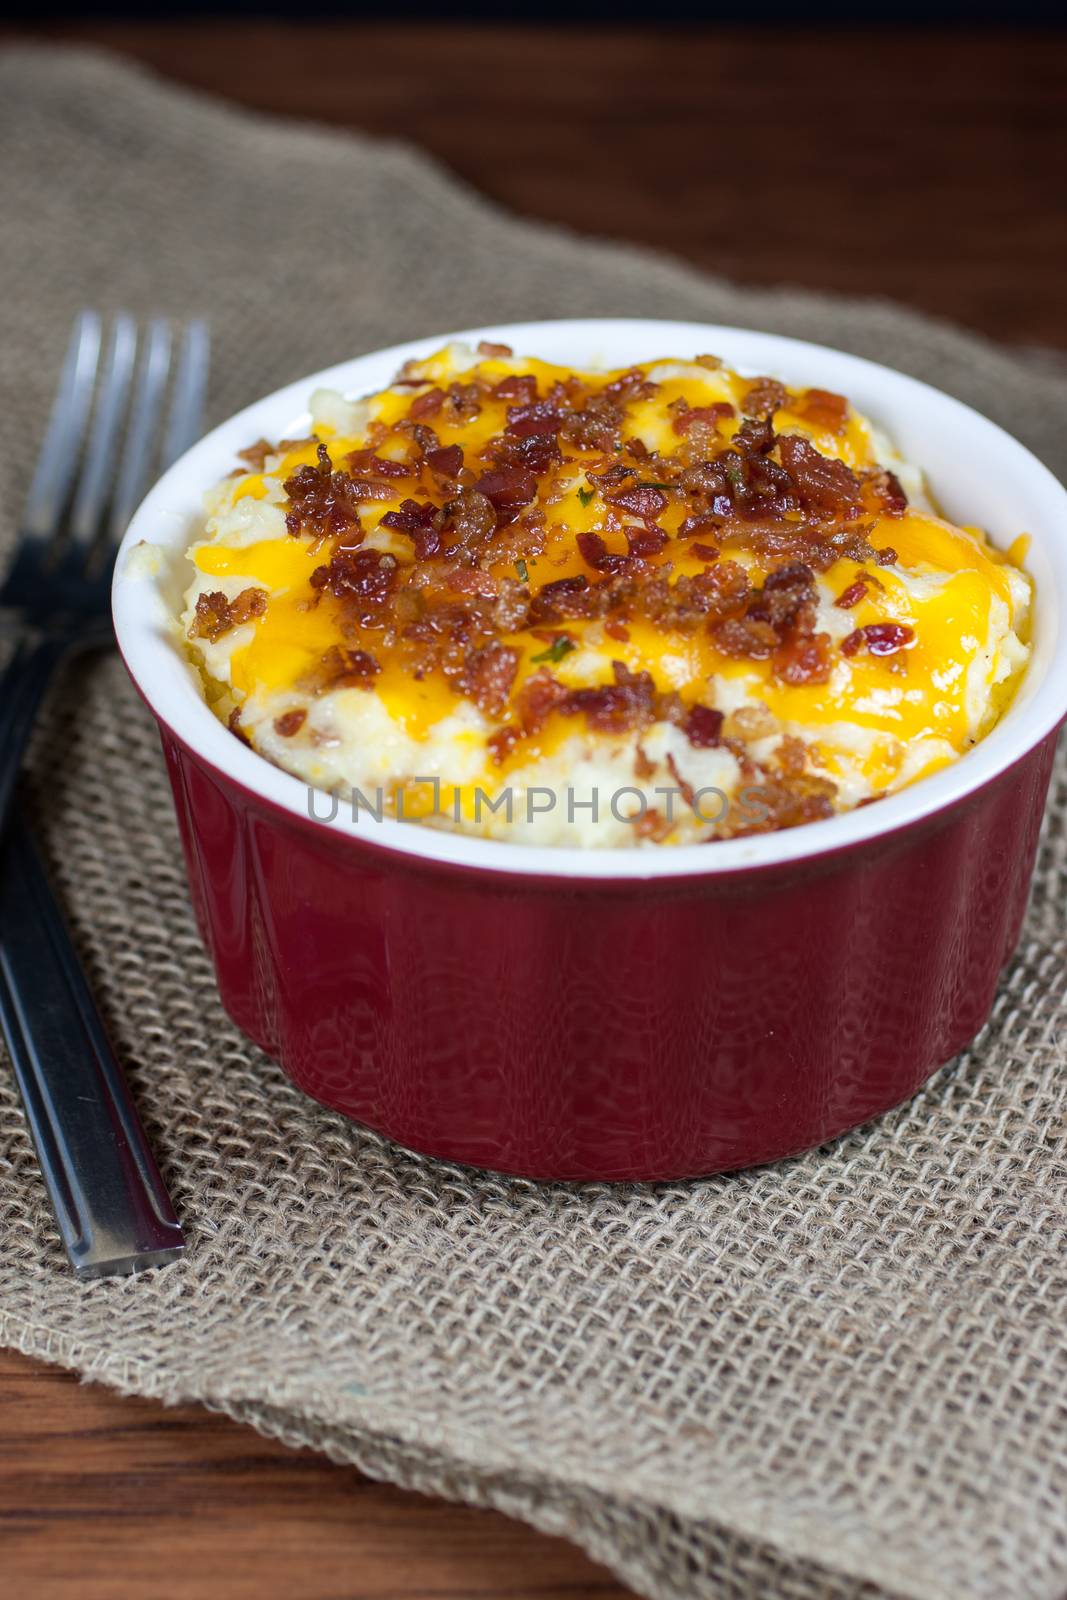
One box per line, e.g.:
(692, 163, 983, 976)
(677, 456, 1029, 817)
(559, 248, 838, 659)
(117, 317, 1067, 1179)
(180, 342, 1032, 848)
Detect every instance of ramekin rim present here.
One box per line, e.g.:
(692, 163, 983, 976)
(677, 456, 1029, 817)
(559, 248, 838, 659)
(113, 316, 1067, 883)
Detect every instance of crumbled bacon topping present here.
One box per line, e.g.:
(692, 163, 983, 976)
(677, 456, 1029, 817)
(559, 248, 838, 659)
(409, 387, 445, 419)
(835, 578, 869, 609)
(742, 377, 788, 419)
(474, 467, 537, 524)
(841, 623, 915, 658)
(457, 640, 520, 716)
(794, 388, 849, 433)
(310, 548, 398, 624)
(236, 438, 276, 471)
(246, 352, 938, 834)
(671, 400, 735, 435)
(683, 705, 724, 748)
(302, 645, 381, 692)
(189, 586, 267, 642)
(284, 444, 364, 542)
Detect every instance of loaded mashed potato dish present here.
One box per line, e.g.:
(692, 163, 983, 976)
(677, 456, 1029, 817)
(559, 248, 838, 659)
(180, 343, 1031, 847)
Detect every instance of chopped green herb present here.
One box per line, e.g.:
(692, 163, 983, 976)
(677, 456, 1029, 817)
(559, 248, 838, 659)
(515, 558, 529, 582)
(639, 480, 674, 491)
(530, 636, 576, 666)
(577, 487, 595, 507)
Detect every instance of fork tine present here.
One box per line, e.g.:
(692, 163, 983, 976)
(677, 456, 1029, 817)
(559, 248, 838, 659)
(21, 312, 102, 539)
(69, 314, 138, 547)
(160, 319, 210, 472)
(108, 318, 171, 544)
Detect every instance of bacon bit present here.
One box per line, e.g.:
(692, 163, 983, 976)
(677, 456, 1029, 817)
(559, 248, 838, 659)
(776, 735, 807, 777)
(529, 574, 590, 623)
(774, 632, 833, 685)
(488, 667, 571, 763)
(678, 511, 718, 538)
(666, 752, 697, 811)
(561, 660, 658, 735)
(505, 400, 565, 438)
(442, 489, 497, 554)
(835, 578, 868, 609)
(348, 479, 406, 503)
(477, 340, 513, 357)
(776, 434, 863, 518)
(381, 498, 443, 560)
(610, 484, 668, 520)
(730, 774, 836, 835)
(876, 546, 898, 566)
(227, 705, 250, 745)
(236, 438, 275, 470)
(510, 432, 563, 473)
(683, 704, 725, 748)
(447, 382, 483, 423)
(842, 622, 915, 658)
(633, 808, 672, 842)
(426, 444, 464, 478)
(475, 467, 538, 524)
(634, 744, 656, 780)
(189, 586, 267, 642)
(605, 618, 630, 642)
(626, 524, 668, 558)
(671, 402, 735, 435)
(577, 530, 629, 574)
(405, 421, 442, 457)
(492, 373, 538, 402)
(310, 548, 398, 610)
(689, 541, 720, 563)
(409, 387, 445, 420)
(603, 368, 657, 402)
(274, 709, 307, 737)
(309, 646, 381, 691)
(795, 388, 849, 433)
(346, 448, 411, 479)
(870, 470, 908, 516)
(284, 443, 365, 542)
(704, 560, 832, 675)
(456, 640, 520, 716)
(742, 377, 788, 419)
(560, 396, 622, 454)
(714, 615, 779, 659)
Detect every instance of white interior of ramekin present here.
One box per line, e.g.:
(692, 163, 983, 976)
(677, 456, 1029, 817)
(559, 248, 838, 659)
(113, 319, 1067, 881)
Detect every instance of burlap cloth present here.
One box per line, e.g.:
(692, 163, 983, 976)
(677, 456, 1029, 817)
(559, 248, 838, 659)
(1, 44, 1065, 1600)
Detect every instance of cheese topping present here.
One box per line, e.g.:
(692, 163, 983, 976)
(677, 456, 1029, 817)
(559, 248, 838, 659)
(180, 343, 1031, 847)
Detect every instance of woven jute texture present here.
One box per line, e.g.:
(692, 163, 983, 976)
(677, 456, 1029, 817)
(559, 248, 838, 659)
(1, 45, 1065, 1600)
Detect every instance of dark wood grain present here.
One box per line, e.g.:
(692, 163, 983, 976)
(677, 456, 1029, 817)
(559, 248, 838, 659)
(2, 22, 1066, 1600)
(13, 22, 1067, 348)
(0, 1347, 627, 1599)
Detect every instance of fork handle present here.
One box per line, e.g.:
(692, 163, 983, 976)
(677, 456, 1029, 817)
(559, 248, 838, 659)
(0, 636, 70, 838)
(0, 805, 185, 1277)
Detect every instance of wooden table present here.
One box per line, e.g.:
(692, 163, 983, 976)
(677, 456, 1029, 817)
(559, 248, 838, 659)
(3, 22, 1066, 1600)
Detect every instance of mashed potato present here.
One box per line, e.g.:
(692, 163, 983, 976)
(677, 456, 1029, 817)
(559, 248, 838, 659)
(179, 343, 1031, 847)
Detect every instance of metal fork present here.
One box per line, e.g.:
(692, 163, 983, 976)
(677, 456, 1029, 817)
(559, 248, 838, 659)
(0, 311, 209, 1277)
(0, 312, 208, 826)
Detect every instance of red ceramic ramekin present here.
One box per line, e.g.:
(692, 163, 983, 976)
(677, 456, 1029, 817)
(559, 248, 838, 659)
(114, 320, 1067, 1181)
